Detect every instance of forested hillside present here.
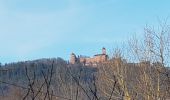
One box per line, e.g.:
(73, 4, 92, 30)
(0, 24, 170, 100)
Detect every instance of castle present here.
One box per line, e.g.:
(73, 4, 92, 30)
(70, 47, 108, 66)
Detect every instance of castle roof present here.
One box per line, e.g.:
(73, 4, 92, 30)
(94, 54, 107, 56)
(79, 55, 90, 58)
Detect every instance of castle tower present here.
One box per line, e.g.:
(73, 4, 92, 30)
(70, 53, 76, 64)
(102, 47, 106, 54)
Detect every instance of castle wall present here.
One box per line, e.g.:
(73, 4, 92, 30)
(93, 55, 107, 63)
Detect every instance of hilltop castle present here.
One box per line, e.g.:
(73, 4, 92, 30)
(70, 47, 108, 66)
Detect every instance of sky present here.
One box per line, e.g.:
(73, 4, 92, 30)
(0, 0, 170, 64)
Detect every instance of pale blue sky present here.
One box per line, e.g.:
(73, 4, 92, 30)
(0, 0, 170, 64)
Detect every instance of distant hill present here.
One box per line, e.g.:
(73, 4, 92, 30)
(0, 57, 97, 98)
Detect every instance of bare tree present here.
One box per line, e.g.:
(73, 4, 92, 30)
(129, 21, 170, 99)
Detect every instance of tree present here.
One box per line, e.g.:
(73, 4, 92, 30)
(129, 21, 170, 99)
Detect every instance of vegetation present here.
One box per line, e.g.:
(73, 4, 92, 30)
(0, 23, 170, 100)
